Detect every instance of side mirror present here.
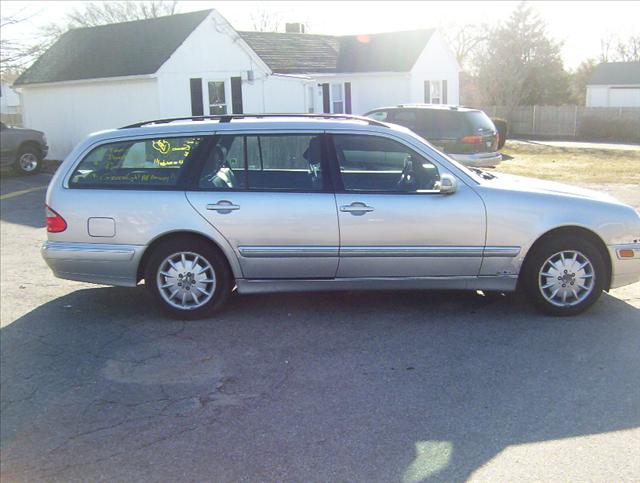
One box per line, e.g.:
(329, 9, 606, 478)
(438, 174, 458, 194)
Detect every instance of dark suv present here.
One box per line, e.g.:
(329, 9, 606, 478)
(0, 122, 49, 175)
(364, 105, 501, 167)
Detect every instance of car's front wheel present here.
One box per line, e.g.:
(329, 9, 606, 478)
(14, 146, 42, 175)
(145, 236, 232, 319)
(522, 236, 606, 316)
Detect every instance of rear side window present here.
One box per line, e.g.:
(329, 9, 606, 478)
(416, 111, 465, 138)
(70, 136, 203, 188)
(198, 134, 325, 191)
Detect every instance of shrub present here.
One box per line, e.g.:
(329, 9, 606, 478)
(578, 116, 640, 143)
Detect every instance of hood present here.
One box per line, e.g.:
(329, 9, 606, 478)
(484, 172, 623, 204)
(3, 126, 45, 136)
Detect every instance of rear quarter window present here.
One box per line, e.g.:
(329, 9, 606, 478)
(69, 136, 204, 188)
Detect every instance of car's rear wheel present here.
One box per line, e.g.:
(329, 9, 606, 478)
(14, 146, 42, 175)
(522, 236, 605, 316)
(145, 237, 232, 319)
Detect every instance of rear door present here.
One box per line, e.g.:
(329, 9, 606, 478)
(186, 132, 340, 279)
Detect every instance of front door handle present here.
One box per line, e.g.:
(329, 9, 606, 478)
(206, 200, 240, 213)
(339, 202, 374, 215)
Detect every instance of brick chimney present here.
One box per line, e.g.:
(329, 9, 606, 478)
(285, 22, 305, 33)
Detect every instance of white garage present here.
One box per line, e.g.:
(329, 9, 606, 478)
(586, 62, 640, 107)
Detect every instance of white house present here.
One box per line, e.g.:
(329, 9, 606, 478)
(14, 9, 460, 159)
(586, 61, 640, 107)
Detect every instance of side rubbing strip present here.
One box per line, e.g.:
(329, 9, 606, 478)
(239, 246, 339, 258)
(238, 246, 520, 258)
(483, 246, 521, 257)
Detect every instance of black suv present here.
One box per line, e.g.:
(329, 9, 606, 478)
(364, 105, 501, 167)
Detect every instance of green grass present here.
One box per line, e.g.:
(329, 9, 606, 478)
(494, 141, 640, 184)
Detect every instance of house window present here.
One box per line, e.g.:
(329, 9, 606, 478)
(331, 83, 344, 114)
(207, 81, 227, 115)
(430, 80, 442, 104)
(307, 85, 315, 113)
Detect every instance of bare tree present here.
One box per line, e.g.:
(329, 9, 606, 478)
(614, 35, 640, 62)
(250, 8, 282, 32)
(0, 7, 43, 74)
(64, 1, 178, 28)
(440, 23, 489, 72)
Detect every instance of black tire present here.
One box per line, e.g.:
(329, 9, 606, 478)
(521, 235, 606, 316)
(144, 236, 233, 319)
(13, 145, 42, 175)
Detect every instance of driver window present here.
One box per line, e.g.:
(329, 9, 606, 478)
(332, 134, 440, 192)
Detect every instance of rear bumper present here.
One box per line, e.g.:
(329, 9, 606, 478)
(450, 152, 502, 167)
(41, 241, 143, 287)
(609, 243, 640, 289)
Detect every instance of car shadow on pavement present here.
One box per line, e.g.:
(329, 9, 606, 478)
(1, 286, 639, 481)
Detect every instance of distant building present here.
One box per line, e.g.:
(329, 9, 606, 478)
(1, 73, 22, 122)
(586, 61, 640, 107)
(14, 9, 460, 159)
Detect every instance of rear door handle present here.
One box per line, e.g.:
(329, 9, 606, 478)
(339, 202, 374, 215)
(207, 200, 240, 213)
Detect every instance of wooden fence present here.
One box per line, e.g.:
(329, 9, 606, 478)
(475, 105, 640, 142)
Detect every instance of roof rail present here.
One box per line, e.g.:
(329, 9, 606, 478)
(120, 113, 389, 129)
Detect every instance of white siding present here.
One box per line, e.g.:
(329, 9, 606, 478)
(157, 11, 307, 116)
(409, 31, 460, 105)
(587, 85, 640, 107)
(21, 78, 159, 159)
(310, 74, 410, 115)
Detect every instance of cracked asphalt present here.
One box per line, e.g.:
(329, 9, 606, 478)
(1, 172, 639, 482)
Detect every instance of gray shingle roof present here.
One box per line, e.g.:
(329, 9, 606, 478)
(14, 10, 211, 86)
(238, 29, 435, 74)
(588, 62, 640, 86)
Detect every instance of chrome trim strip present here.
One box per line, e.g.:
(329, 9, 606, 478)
(483, 246, 521, 257)
(238, 246, 339, 258)
(341, 246, 483, 257)
(238, 245, 521, 258)
(41, 241, 137, 261)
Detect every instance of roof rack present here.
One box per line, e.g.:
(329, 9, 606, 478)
(121, 113, 389, 129)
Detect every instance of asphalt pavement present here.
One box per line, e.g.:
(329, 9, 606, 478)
(1, 172, 639, 482)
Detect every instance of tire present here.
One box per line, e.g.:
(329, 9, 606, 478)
(144, 236, 232, 319)
(13, 145, 42, 175)
(521, 235, 606, 316)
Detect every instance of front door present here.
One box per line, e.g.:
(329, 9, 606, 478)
(186, 133, 339, 279)
(329, 133, 486, 278)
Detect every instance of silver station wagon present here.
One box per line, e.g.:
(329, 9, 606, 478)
(42, 114, 640, 318)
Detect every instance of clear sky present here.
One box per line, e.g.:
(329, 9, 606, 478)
(2, 1, 640, 69)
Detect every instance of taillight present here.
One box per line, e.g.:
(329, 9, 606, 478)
(46, 205, 67, 233)
(462, 135, 483, 144)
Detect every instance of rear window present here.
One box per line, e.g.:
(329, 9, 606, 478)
(464, 111, 496, 132)
(69, 136, 203, 188)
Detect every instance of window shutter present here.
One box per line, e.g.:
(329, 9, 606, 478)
(442, 80, 448, 104)
(345, 82, 352, 114)
(190, 78, 204, 116)
(322, 83, 330, 113)
(231, 76, 243, 114)
(424, 80, 430, 103)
